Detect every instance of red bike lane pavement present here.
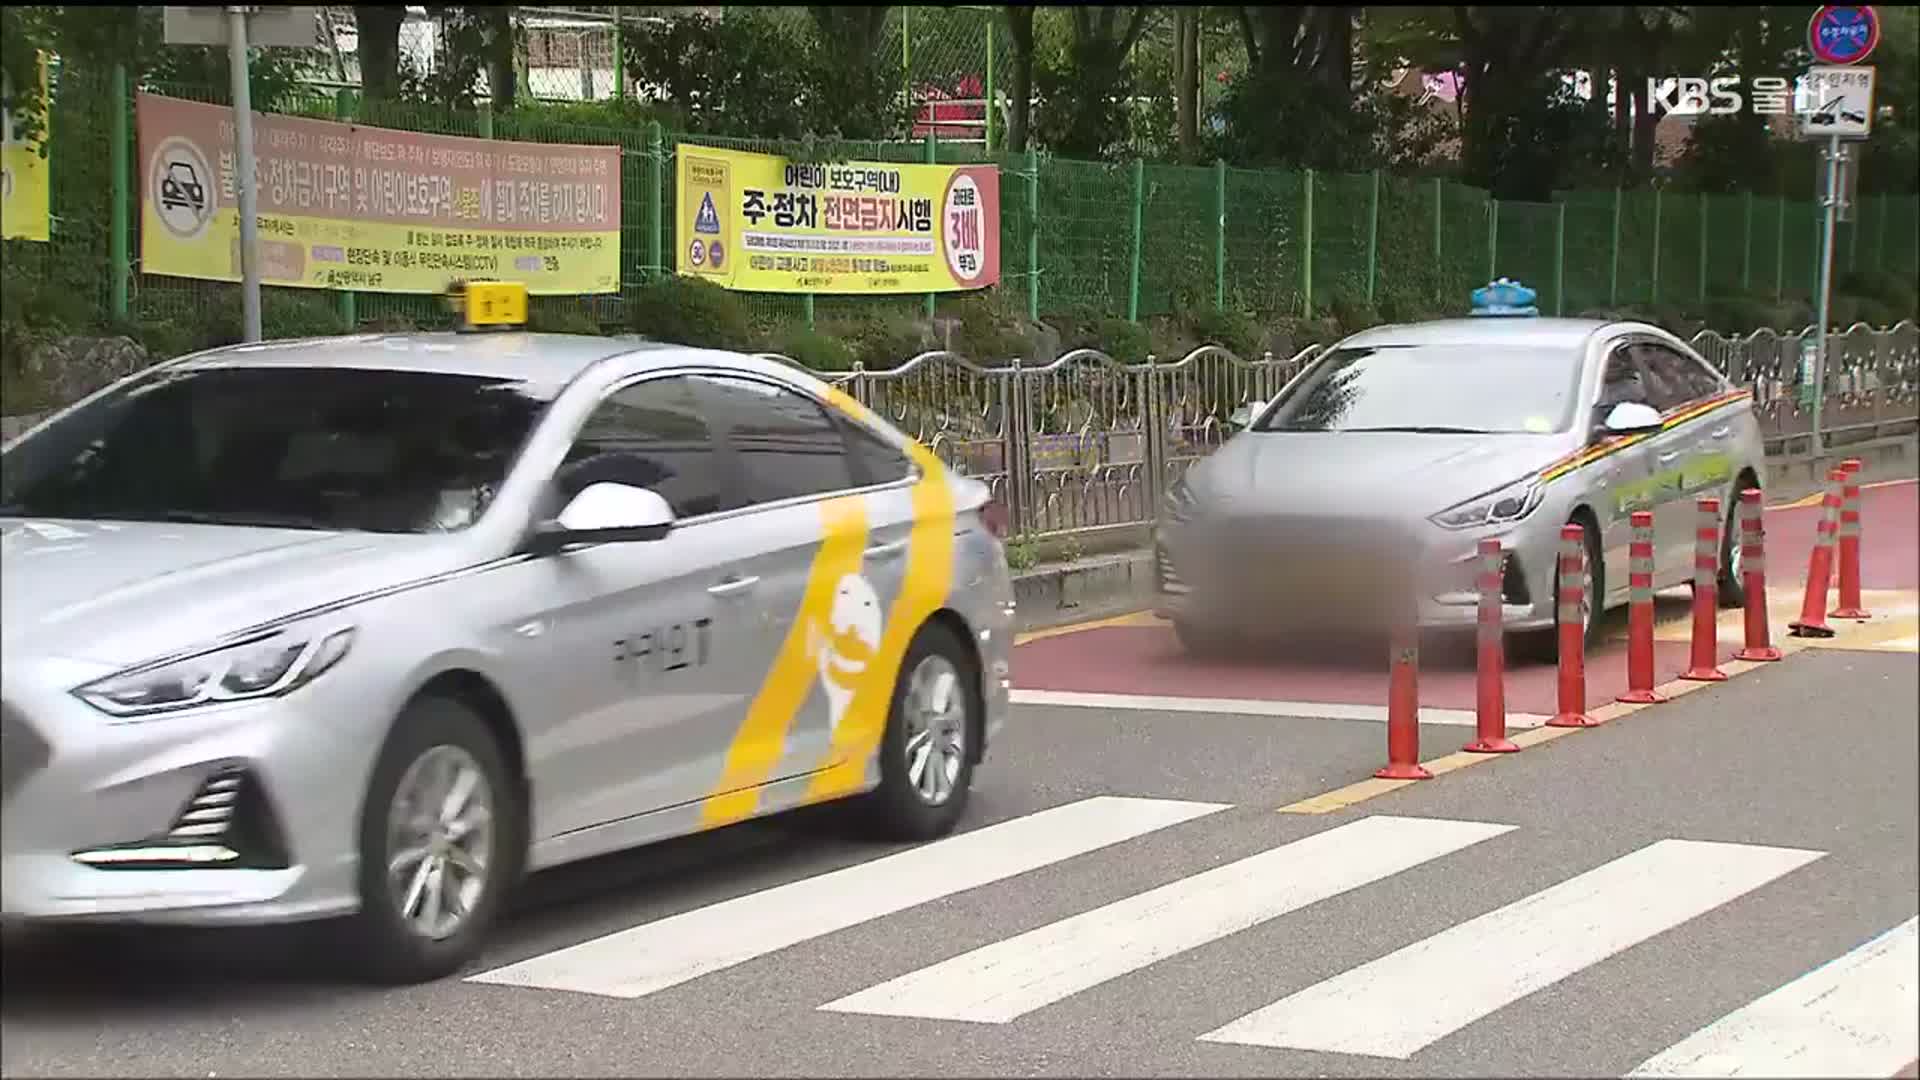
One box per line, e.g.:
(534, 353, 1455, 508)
(1011, 480, 1918, 719)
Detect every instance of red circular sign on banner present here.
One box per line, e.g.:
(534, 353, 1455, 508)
(1808, 5, 1880, 65)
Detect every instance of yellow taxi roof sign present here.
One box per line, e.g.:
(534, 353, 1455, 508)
(448, 279, 528, 332)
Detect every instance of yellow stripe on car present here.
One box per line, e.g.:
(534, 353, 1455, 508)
(807, 389, 957, 802)
(701, 493, 870, 828)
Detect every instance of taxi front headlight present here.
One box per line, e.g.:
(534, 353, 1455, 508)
(1430, 476, 1545, 531)
(74, 627, 356, 719)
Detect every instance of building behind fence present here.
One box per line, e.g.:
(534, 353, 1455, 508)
(776, 322, 1919, 542)
(8, 56, 1919, 343)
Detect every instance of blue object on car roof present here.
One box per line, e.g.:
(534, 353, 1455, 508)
(1470, 278, 1539, 317)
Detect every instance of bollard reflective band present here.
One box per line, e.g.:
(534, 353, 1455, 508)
(1478, 548, 1503, 640)
(1839, 484, 1861, 537)
(1693, 500, 1720, 586)
(1557, 536, 1584, 624)
(1741, 502, 1767, 576)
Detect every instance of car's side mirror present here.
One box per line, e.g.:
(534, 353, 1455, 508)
(526, 482, 675, 555)
(1597, 401, 1665, 440)
(1227, 399, 1267, 429)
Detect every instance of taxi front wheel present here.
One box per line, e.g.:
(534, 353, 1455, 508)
(340, 695, 525, 984)
(859, 621, 980, 842)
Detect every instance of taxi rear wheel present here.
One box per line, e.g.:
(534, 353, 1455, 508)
(340, 696, 524, 984)
(1716, 492, 1749, 609)
(860, 621, 979, 842)
(1173, 619, 1240, 659)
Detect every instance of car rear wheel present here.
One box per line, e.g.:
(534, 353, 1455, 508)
(1173, 618, 1240, 659)
(857, 621, 979, 842)
(341, 695, 523, 984)
(1717, 491, 1750, 609)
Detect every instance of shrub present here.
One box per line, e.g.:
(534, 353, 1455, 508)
(1701, 294, 1783, 333)
(773, 326, 856, 372)
(192, 287, 352, 348)
(1178, 303, 1264, 360)
(625, 274, 754, 349)
(840, 311, 929, 369)
(527, 299, 606, 336)
(944, 290, 1032, 364)
(1327, 292, 1381, 336)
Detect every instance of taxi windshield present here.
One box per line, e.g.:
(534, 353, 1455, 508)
(1252, 344, 1583, 435)
(0, 366, 556, 533)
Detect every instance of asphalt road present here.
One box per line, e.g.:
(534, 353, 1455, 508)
(4, 642, 1915, 1078)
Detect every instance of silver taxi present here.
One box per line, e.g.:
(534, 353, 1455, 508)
(1155, 292, 1767, 658)
(0, 307, 1015, 982)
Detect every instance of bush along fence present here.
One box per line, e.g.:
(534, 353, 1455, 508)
(768, 321, 1920, 545)
(7, 63, 1920, 345)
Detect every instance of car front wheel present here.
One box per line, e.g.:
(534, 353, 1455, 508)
(341, 695, 523, 984)
(859, 620, 980, 842)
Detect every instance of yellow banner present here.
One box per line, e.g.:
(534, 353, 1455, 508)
(676, 143, 1000, 294)
(2, 51, 52, 243)
(138, 93, 620, 294)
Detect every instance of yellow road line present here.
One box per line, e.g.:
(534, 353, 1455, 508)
(1769, 476, 1917, 511)
(1276, 637, 1819, 815)
(1014, 609, 1163, 645)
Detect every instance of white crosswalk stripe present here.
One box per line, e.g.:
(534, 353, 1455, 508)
(1626, 916, 1919, 1078)
(819, 814, 1515, 1024)
(467, 795, 1226, 999)
(1197, 838, 1827, 1059)
(463, 798, 1909, 1075)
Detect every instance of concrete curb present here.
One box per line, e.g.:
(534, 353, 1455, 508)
(1011, 550, 1156, 634)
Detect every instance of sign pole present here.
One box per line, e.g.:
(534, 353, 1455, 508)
(227, 6, 262, 343)
(1812, 134, 1841, 453)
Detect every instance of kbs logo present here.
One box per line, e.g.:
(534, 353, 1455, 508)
(1646, 77, 1744, 116)
(1644, 75, 1799, 117)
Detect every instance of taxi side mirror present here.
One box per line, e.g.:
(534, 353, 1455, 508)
(526, 482, 675, 554)
(1227, 399, 1267, 429)
(1601, 401, 1664, 436)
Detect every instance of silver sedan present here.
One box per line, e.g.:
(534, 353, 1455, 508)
(0, 329, 1014, 982)
(1154, 315, 1768, 657)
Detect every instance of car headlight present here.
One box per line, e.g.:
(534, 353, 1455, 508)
(74, 627, 356, 719)
(1429, 476, 1545, 530)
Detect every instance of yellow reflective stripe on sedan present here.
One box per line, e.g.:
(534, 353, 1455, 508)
(701, 493, 869, 829)
(1540, 390, 1750, 484)
(807, 388, 956, 801)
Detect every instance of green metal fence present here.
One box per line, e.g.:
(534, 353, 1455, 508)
(8, 62, 1919, 344)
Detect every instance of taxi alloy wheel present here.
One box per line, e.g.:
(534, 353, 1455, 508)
(863, 621, 978, 842)
(1717, 494, 1749, 609)
(344, 695, 524, 984)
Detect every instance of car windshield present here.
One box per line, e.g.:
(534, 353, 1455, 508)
(0, 365, 556, 533)
(1251, 344, 1582, 434)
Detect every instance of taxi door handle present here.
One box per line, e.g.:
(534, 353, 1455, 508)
(1710, 425, 1731, 439)
(865, 539, 910, 559)
(1656, 451, 1680, 464)
(707, 574, 760, 598)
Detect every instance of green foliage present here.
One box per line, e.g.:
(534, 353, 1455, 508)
(1175, 301, 1263, 360)
(625, 274, 755, 349)
(944, 291, 1033, 364)
(1838, 270, 1920, 320)
(192, 288, 352, 348)
(1327, 292, 1381, 336)
(836, 310, 929, 369)
(527, 299, 607, 336)
(773, 326, 857, 372)
(622, 8, 904, 141)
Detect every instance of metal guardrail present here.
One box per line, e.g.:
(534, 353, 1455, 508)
(764, 320, 1920, 543)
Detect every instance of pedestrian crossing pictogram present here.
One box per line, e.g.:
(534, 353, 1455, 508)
(694, 192, 721, 235)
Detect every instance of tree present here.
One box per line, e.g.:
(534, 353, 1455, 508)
(1174, 8, 1199, 161)
(353, 5, 406, 100)
(805, 6, 899, 139)
(1032, 6, 1156, 158)
(1003, 5, 1035, 152)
